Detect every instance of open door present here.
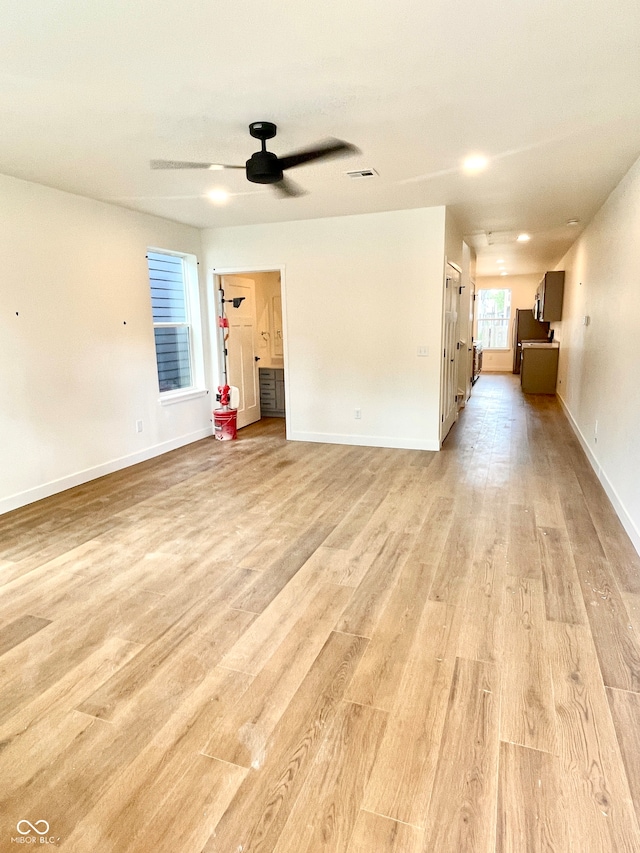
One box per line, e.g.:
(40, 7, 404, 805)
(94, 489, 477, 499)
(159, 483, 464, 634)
(220, 275, 261, 429)
(440, 263, 461, 443)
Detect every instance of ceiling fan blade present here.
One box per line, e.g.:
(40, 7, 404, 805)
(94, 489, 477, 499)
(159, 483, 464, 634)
(277, 138, 359, 171)
(273, 177, 307, 198)
(150, 160, 244, 170)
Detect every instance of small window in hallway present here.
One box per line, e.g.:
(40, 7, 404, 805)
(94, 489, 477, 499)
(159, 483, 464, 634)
(476, 288, 511, 349)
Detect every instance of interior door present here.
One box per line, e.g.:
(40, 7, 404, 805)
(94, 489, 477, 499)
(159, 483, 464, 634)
(221, 275, 260, 429)
(440, 264, 461, 442)
(456, 275, 474, 406)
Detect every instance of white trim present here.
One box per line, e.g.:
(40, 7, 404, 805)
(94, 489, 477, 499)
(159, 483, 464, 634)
(288, 430, 440, 452)
(557, 392, 640, 557)
(159, 388, 208, 406)
(148, 248, 205, 395)
(147, 246, 190, 259)
(0, 428, 213, 517)
(211, 265, 282, 275)
(208, 264, 290, 439)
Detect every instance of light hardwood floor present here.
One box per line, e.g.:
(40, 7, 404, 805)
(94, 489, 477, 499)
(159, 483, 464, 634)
(1, 374, 640, 852)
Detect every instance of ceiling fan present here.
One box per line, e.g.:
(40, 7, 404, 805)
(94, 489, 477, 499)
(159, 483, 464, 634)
(150, 121, 359, 198)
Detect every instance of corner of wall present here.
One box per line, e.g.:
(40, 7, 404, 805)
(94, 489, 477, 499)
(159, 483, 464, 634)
(444, 208, 464, 269)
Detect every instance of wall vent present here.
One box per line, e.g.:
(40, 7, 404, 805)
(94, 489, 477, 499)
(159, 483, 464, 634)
(345, 168, 379, 179)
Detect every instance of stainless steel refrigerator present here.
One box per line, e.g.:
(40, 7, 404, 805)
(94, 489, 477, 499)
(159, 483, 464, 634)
(512, 309, 550, 373)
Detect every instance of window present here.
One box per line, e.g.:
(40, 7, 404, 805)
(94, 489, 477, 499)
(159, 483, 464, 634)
(147, 250, 199, 394)
(476, 288, 511, 349)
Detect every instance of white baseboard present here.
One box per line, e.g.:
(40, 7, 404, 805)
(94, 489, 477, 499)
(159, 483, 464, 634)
(288, 430, 440, 452)
(0, 428, 213, 516)
(557, 393, 640, 556)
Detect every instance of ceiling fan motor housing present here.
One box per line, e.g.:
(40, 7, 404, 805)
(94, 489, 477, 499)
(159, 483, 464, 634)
(246, 150, 283, 184)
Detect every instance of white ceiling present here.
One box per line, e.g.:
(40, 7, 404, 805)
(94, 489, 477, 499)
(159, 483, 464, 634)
(2, 0, 640, 276)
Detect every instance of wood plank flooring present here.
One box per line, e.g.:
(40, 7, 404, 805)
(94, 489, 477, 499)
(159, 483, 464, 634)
(1, 375, 640, 852)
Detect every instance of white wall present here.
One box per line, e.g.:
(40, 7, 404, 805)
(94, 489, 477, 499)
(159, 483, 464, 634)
(475, 274, 540, 372)
(203, 207, 447, 450)
(0, 173, 211, 514)
(552, 155, 640, 553)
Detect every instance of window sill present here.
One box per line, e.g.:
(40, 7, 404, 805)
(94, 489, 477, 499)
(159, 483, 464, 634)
(159, 388, 208, 406)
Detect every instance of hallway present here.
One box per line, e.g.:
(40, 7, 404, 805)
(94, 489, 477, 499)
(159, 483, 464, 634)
(0, 375, 639, 851)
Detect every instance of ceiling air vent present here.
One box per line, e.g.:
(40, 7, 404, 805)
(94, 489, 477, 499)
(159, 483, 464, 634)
(345, 168, 379, 179)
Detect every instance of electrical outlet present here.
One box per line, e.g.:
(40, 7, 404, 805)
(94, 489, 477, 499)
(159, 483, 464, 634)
(354, 408, 361, 419)
(417, 345, 429, 357)
(136, 419, 143, 433)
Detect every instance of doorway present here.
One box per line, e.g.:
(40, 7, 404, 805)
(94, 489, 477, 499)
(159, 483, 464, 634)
(440, 262, 461, 443)
(211, 268, 287, 432)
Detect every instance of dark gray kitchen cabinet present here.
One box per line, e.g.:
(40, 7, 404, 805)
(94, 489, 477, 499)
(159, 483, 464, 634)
(259, 368, 285, 418)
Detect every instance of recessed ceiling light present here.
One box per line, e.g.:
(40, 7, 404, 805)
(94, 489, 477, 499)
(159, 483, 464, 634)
(517, 233, 530, 242)
(462, 154, 488, 174)
(500, 270, 508, 276)
(497, 259, 505, 264)
(566, 218, 580, 226)
(207, 188, 229, 204)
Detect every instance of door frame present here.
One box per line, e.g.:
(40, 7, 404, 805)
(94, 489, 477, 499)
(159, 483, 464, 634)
(207, 264, 289, 437)
(220, 275, 260, 429)
(460, 277, 475, 406)
(439, 260, 462, 445)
